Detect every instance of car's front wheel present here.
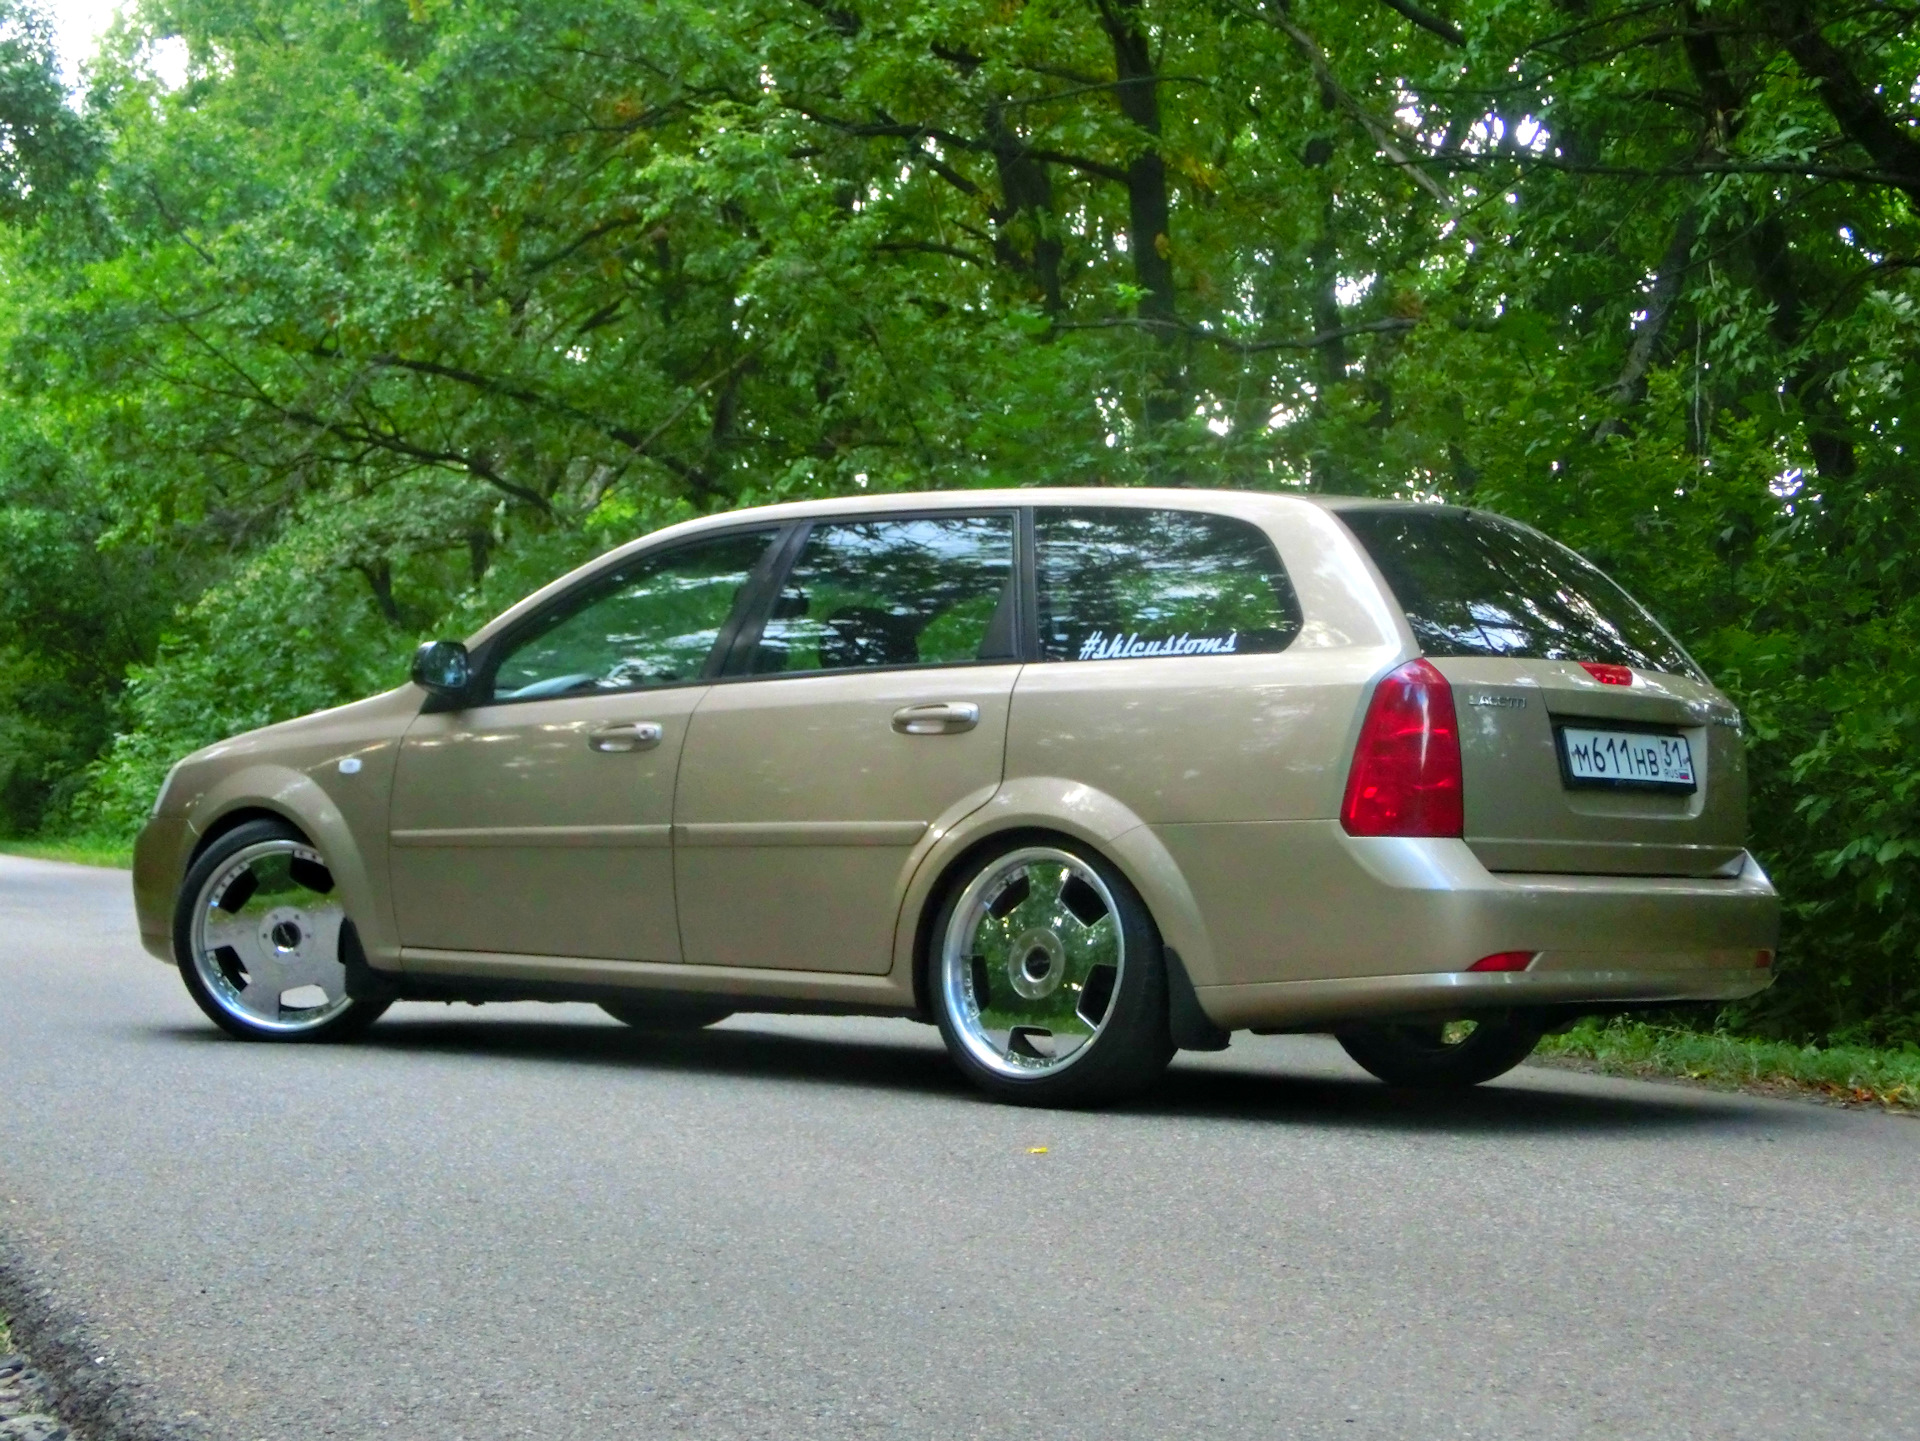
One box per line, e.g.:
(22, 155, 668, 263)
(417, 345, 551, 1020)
(1337, 1013, 1543, 1089)
(173, 818, 390, 1042)
(929, 838, 1174, 1107)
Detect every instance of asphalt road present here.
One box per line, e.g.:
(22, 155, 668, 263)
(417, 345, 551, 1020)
(2, 854, 1917, 1441)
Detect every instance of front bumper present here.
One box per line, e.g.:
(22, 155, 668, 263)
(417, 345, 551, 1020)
(133, 812, 194, 963)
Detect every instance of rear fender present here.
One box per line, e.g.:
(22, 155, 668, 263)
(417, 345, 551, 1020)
(890, 776, 1221, 1010)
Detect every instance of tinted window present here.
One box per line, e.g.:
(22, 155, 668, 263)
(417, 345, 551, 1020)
(1035, 508, 1301, 663)
(1339, 507, 1698, 675)
(488, 529, 776, 701)
(750, 515, 1016, 674)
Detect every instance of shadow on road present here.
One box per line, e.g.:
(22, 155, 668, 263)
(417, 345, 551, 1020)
(1139, 1061, 1740, 1136)
(151, 1009, 1769, 1136)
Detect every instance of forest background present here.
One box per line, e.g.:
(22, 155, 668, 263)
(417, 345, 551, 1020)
(0, 0, 1914, 1043)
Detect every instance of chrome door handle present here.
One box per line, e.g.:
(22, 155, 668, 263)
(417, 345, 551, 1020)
(891, 702, 980, 736)
(587, 721, 663, 753)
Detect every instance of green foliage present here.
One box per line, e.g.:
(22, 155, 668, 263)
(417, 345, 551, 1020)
(1538, 1017, 1920, 1112)
(0, 0, 99, 224)
(0, 834, 133, 868)
(1, 0, 1916, 1040)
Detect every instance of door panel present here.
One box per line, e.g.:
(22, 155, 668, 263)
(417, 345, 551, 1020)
(390, 689, 700, 960)
(387, 525, 782, 961)
(673, 668, 1018, 972)
(673, 510, 1020, 975)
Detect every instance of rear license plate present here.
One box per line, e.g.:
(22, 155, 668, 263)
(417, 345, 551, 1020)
(1558, 727, 1696, 792)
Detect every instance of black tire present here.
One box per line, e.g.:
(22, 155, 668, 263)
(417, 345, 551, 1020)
(1337, 1013, 1544, 1089)
(173, 817, 390, 1042)
(927, 835, 1175, 1107)
(599, 996, 735, 1031)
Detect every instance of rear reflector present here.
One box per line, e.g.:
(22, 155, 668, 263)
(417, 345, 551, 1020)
(1579, 661, 1635, 686)
(1469, 951, 1536, 972)
(1756, 949, 1774, 969)
(1340, 658, 1463, 837)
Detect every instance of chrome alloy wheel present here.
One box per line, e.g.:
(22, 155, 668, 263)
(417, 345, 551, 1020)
(189, 839, 353, 1034)
(939, 846, 1126, 1079)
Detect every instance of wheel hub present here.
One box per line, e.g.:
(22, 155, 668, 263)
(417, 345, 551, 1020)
(1008, 928, 1066, 999)
(939, 847, 1126, 1079)
(265, 912, 306, 955)
(191, 841, 352, 1034)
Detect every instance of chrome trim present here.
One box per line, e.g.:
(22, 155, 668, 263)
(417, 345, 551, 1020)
(587, 721, 664, 752)
(939, 846, 1124, 1079)
(189, 839, 354, 1033)
(891, 701, 982, 735)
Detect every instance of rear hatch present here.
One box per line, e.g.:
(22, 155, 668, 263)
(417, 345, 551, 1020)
(1337, 505, 1746, 878)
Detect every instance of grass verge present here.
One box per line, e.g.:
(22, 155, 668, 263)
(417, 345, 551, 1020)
(1537, 1017, 1920, 1113)
(0, 835, 133, 869)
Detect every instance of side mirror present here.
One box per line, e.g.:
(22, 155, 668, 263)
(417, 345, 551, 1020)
(411, 640, 472, 698)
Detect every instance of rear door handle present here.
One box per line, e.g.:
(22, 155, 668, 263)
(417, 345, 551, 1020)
(587, 721, 664, 753)
(891, 702, 980, 736)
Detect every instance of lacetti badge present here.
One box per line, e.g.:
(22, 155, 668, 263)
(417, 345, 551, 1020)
(1077, 629, 1239, 661)
(1467, 693, 1527, 709)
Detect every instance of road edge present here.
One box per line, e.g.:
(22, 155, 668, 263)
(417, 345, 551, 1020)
(0, 1234, 203, 1441)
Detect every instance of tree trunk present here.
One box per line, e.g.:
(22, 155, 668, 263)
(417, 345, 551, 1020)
(1095, 0, 1184, 429)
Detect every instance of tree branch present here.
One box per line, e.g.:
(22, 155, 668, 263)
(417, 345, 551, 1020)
(1245, 1, 1462, 212)
(1055, 314, 1417, 351)
(1432, 152, 1920, 188)
(1761, 0, 1920, 211)
(1594, 204, 1700, 441)
(788, 105, 1132, 183)
(1373, 0, 1464, 47)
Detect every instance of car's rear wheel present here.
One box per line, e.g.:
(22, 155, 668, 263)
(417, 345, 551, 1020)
(1337, 1013, 1543, 1089)
(599, 997, 735, 1031)
(930, 838, 1174, 1107)
(174, 818, 390, 1042)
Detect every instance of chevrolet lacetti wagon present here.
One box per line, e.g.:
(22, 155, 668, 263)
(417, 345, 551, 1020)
(133, 489, 1780, 1105)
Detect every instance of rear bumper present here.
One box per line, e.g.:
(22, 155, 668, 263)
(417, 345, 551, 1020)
(1176, 826, 1778, 1031)
(1199, 965, 1772, 1032)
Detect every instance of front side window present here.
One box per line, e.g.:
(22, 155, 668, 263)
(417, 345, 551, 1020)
(750, 514, 1016, 675)
(1337, 507, 1699, 676)
(487, 529, 777, 702)
(1035, 508, 1302, 663)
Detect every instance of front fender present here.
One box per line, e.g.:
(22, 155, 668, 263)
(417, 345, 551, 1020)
(888, 775, 1220, 1003)
(185, 765, 391, 965)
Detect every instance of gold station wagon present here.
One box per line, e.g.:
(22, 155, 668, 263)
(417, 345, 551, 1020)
(133, 489, 1780, 1105)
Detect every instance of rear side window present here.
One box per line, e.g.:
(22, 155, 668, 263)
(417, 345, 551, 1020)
(1338, 507, 1698, 676)
(749, 514, 1017, 674)
(1035, 508, 1302, 662)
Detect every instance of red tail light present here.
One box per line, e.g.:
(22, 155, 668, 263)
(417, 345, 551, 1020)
(1469, 951, 1536, 972)
(1579, 661, 1634, 686)
(1341, 658, 1463, 837)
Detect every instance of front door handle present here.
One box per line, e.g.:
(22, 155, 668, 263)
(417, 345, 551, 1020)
(587, 721, 664, 753)
(891, 702, 980, 736)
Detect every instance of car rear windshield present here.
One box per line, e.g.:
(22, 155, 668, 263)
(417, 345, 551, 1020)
(1338, 507, 1699, 677)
